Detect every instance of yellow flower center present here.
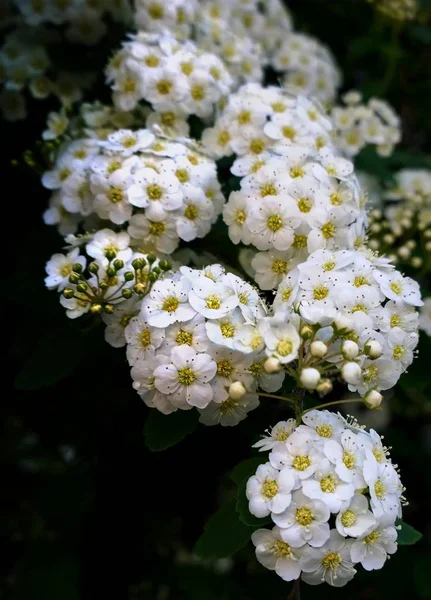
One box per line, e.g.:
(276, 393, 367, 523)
(282, 126, 296, 140)
(321, 222, 336, 239)
(147, 184, 163, 200)
(139, 330, 151, 347)
(181, 62, 194, 75)
(298, 197, 312, 212)
(250, 334, 263, 350)
(261, 479, 278, 499)
(374, 480, 385, 499)
(59, 168, 71, 181)
(323, 261, 335, 271)
(293, 455, 311, 471)
(178, 367, 196, 386)
(187, 154, 199, 165)
(390, 282, 403, 295)
(271, 540, 292, 558)
(148, 3, 164, 19)
(217, 131, 230, 146)
(320, 475, 337, 493)
(107, 160, 121, 174)
(322, 553, 341, 569)
(352, 304, 367, 313)
(220, 323, 235, 338)
(316, 425, 332, 438)
(176, 330, 193, 345)
(156, 80, 172, 95)
(206, 295, 221, 310)
(260, 183, 277, 197)
(210, 66, 221, 80)
(343, 452, 355, 469)
(293, 235, 307, 249)
(354, 276, 368, 287)
(267, 215, 283, 232)
(272, 260, 287, 275)
(185, 205, 199, 220)
(329, 192, 342, 206)
(250, 139, 265, 154)
(296, 507, 314, 526)
(250, 160, 265, 173)
(373, 448, 384, 463)
(249, 361, 264, 377)
(364, 531, 380, 545)
(271, 102, 287, 113)
(238, 293, 248, 305)
(144, 55, 160, 67)
(277, 340, 293, 357)
(159, 112, 176, 127)
(341, 510, 356, 527)
(108, 187, 123, 203)
(393, 345, 406, 360)
(123, 78, 136, 93)
(390, 314, 402, 328)
(191, 85, 205, 101)
(60, 264, 72, 277)
(217, 359, 233, 378)
(363, 365, 378, 383)
(282, 288, 292, 302)
(162, 296, 179, 312)
(175, 169, 189, 183)
(235, 210, 246, 225)
(313, 285, 329, 300)
(238, 110, 251, 124)
(290, 166, 304, 178)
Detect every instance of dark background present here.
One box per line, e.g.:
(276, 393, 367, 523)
(4, 0, 431, 598)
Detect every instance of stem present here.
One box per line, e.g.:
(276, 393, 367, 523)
(288, 578, 301, 600)
(293, 388, 305, 424)
(256, 392, 295, 406)
(302, 398, 364, 415)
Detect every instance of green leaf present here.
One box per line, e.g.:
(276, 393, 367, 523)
(143, 409, 199, 451)
(15, 327, 85, 390)
(236, 479, 271, 527)
(194, 500, 252, 559)
(396, 519, 422, 545)
(231, 456, 267, 485)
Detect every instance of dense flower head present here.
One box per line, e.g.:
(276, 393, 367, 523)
(130, 264, 286, 425)
(367, 169, 431, 271)
(271, 32, 341, 106)
(107, 31, 233, 119)
(41, 118, 224, 253)
(330, 91, 401, 157)
(134, 0, 198, 37)
(249, 412, 405, 587)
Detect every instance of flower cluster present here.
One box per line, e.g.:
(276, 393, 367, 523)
(134, 0, 198, 38)
(367, 169, 431, 271)
(259, 248, 422, 402)
(107, 31, 233, 119)
(45, 228, 170, 321)
(248, 412, 404, 587)
(271, 32, 341, 107)
(42, 123, 224, 253)
(330, 91, 401, 157)
(130, 264, 283, 425)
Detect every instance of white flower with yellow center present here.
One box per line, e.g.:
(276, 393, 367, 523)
(272, 490, 331, 548)
(348, 358, 399, 397)
(188, 277, 239, 319)
(145, 69, 188, 110)
(269, 430, 322, 482)
(61, 172, 94, 218)
(209, 347, 255, 403)
(112, 68, 144, 112)
(247, 198, 299, 251)
(45, 249, 86, 291)
(272, 270, 299, 315)
(385, 327, 418, 373)
(324, 430, 366, 488)
(363, 458, 402, 522)
(224, 273, 265, 321)
(247, 463, 295, 517)
(302, 458, 355, 513)
(160, 314, 210, 354)
(300, 530, 356, 587)
(154, 345, 217, 409)
(335, 494, 376, 538)
(262, 319, 300, 364)
(132, 165, 183, 214)
(356, 429, 389, 465)
(298, 249, 354, 278)
(234, 322, 266, 354)
(143, 278, 196, 327)
(350, 519, 398, 571)
(253, 419, 297, 452)
(378, 300, 419, 333)
(175, 188, 214, 242)
(206, 309, 246, 349)
(251, 526, 302, 582)
(307, 209, 355, 253)
(91, 168, 138, 225)
(86, 229, 132, 264)
(300, 410, 345, 446)
(103, 296, 141, 348)
(198, 392, 259, 427)
(374, 272, 423, 307)
(128, 213, 179, 255)
(100, 129, 155, 157)
(251, 250, 298, 291)
(131, 352, 183, 414)
(125, 316, 165, 366)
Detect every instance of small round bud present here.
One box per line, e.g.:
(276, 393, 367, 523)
(424, 229, 431, 239)
(383, 233, 395, 245)
(69, 273, 81, 285)
(300, 368, 321, 389)
(334, 315, 353, 334)
(364, 339, 382, 359)
(426, 241, 431, 252)
(76, 283, 88, 293)
(310, 341, 327, 358)
(341, 362, 362, 385)
(316, 378, 333, 396)
(103, 304, 114, 314)
(134, 283, 146, 295)
(364, 390, 383, 409)
(122, 288, 133, 299)
(63, 288, 74, 299)
(368, 239, 380, 250)
(148, 272, 159, 283)
(132, 258, 145, 270)
(106, 266, 116, 277)
(411, 256, 423, 268)
(152, 267, 161, 275)
(406, 240, 416, 250)
(229, 381, 247, 400)
(105, 249, 117, 261)
(370, 223, 381, 234)
(124, 271, 134, 281)
(113, 259, 124, 271)
(398, 246, 411, 260)
(264, 357, 282, 373)
(342, 340, 359, 360)
(400, 218, 411, 229)
(88, 262, 99, 274)
(300, 325, 314, 340)
(72, 263, 83, 274)
(159, 260, 172, 272)
(392, 226, 402, 237)
(147, 254, 157, 264)
(90, 304, 103, 314)
(99, 281, 108, 291)
(371, 209, 382, 220)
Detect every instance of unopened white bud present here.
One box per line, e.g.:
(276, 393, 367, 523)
(342, 340, 359, 360)
(383, 233, 395, 244)
(398, 246, 411, 260)
(400, 218, 411, 229)
(426, 241, 431, 252)
(406, 240, 416, 250)
(392, 226, 402, 237)
(229, 381, 247, 400)
(371, 209, 382, 220)
(364, 389, 383, 409)
(316, 378, 333, 396)
(368, 239, 380, 250)
(334, 315, 353, 334)
(411, 256, 422, 268)
(341, 362, 362, 385)
(264, 357, 282, 373)
(424, 229, 431, 239)
(310, 341, 327, 358)
(370, 223, 381, 233)
(300, 368, 321, 389)
(365, 339, 383, 359)
(300, 325, 314, 340)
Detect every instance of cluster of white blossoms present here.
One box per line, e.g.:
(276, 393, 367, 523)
(42, 122, 224, 252)
(107, 31, 233, 120)
(330, 91, 401, 157)
(248, 411, 404, 587)
(129, 264, 286, 426)
(270, 32, 341, 107)
(260, 248, 422, 403)
(367, 169, 431, 269)
(134, 0, 198, 38)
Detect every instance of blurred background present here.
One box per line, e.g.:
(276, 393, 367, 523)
(5, 0, 431, 598)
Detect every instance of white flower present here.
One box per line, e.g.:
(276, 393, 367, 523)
(206, 310, 245, 350)
(222, 191, 252, 245)
(125, 316, 165, 365)
(385, 327, 418, 373)
(247, 198, 298, 251)
(160, 314, 210, 353)
(251, 250, 295, 291)
(198, 392, 259, 427)
(350, 519, 398, 571)
(300, 530, 356, 587)
(246, 463, 295, 517)
(143, 278, 196, 327)
(302, 458, 355, 513)
(301, 410, 345, 444)
(132, 165, 183, 214)
(251, 527, 302, 582)
(272, 490, 331, 548)
(128, 213, 180, 254)
(44, 249, 86, 291)
(188, 277, 238, 319)
(100, 129, 155, 156)
(43, 110, 69, 140)
(103, 297, 141, 348)
(363, 457, 402, 522)
(374, 271, 423, 306)
(324, 430, 366, 488)
(86, 229, 132, 263)
(269, 430, 322, 482)
(262, 320, 300, 364)
(253, 420, 297, 452)
(335, 494, 376, 537)
(154, 345, 217, 409)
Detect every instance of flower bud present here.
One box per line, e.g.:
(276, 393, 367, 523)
(124, 271, 134, 281)
(300, 368, 321, 389)
(113, 259, 124, 271)
(229, 381, 247, 400)
(316, 378, 333, 396)
(310, 341, 327, 358)
(147, 254, 157, 264)
(364, 390, 383, 409)
(342, 340, 359, 360)
(132, 258, 146, 270)
(264, 357, 282, 373)
(90, 303, 103, 314)
(411, 256, 422, 268)
(63, 288, 74, 299)
(334, 315, 352, 334)
(364, 339, 382, 359)
(148, 271, 159, 283)
(341, 362, 362, 385)
(106, 266, 116, 277)
(88, 262, 99, 274)
(152, 267, 161, 275)
(398, 246, 411, 260)
(76, 282, 88, 293)
(300, 325, 314, 340)
(103, 304, 114, 314)
(134, 283, 146, 295)
(105, 249, 117, 260)
(383, 233, 395, 245)
(122, 288, 133, 299)
(69, 273, 80, 285)
(72, 263, 83, 273)
(159, 260, 172, 272)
